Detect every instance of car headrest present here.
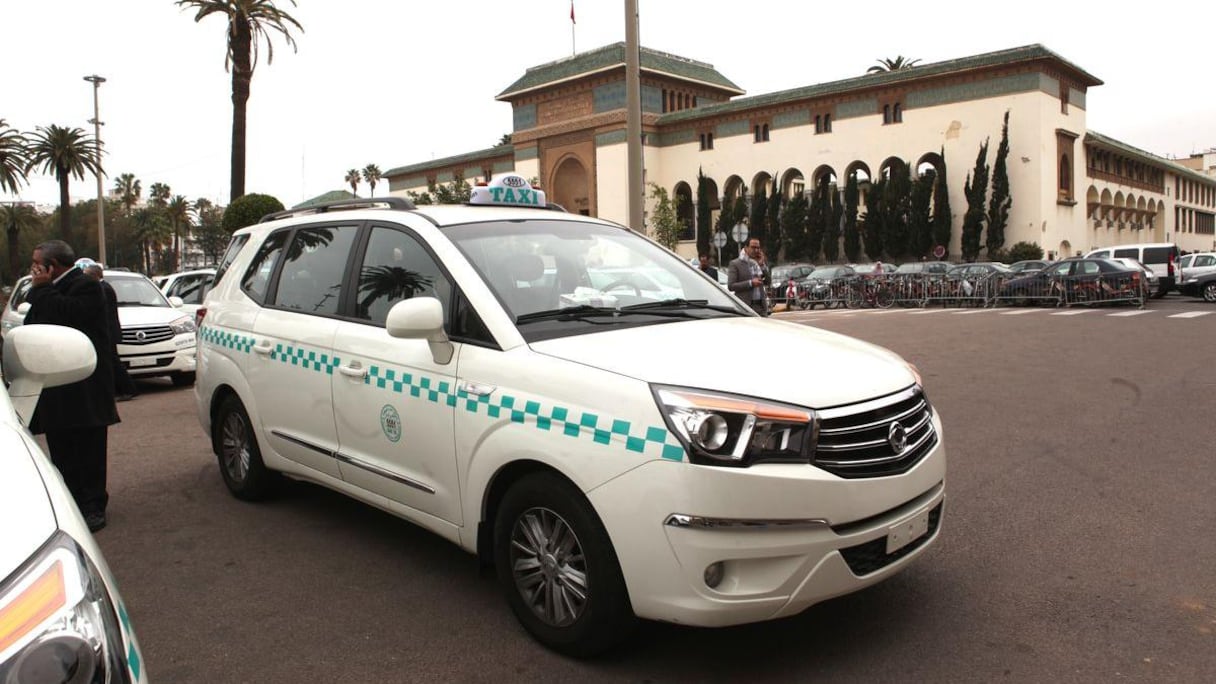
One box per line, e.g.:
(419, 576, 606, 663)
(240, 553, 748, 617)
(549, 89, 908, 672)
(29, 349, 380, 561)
(507, 253, 544, 282)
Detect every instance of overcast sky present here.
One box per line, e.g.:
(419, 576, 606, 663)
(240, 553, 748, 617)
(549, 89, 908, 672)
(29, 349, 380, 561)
(4, 0, 1213, 209)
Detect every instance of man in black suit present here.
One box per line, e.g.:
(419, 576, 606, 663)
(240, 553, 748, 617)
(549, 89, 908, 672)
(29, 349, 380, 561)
(25, 241, 120, 532)
(727, 238, 769, 315)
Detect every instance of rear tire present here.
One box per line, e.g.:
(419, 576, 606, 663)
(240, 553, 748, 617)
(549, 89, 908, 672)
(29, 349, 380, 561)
(213, 395, 276, 500)
(493, 472, 635, 657)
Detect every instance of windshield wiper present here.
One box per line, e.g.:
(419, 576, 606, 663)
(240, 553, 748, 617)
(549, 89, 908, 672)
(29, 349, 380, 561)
(620, 298, 743, 315)
(515, 305, 619, 324)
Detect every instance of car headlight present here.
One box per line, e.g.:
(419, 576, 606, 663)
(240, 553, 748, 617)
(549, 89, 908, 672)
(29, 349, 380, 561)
(652, 385, 815, 466)
(0, 532, 134, 684)
(169, 316, 196, 335)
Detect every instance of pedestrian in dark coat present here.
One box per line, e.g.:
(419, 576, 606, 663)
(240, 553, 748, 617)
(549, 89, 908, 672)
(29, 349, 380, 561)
(25, 240, 120, 531)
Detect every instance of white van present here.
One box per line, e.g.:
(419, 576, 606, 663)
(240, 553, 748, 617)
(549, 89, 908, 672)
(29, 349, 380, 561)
(1084, 243, 1178, 297)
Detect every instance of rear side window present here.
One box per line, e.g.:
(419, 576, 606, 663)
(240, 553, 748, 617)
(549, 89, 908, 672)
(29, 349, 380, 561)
(169, 274, 210, 304)
(273, 225, 358, 315)
(1112, 248, 1137, 259)
(1142, 247, 1173, 264)
(241, 231, 288, 304)
(214, 234, 250, 287)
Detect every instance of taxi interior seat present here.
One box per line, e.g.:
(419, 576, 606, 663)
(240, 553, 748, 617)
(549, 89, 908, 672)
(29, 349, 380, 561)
(501, 253, 554, 315)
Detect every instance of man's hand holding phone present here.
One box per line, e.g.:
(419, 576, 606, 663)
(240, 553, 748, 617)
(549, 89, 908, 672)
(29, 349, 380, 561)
(30, 260, 52, 287)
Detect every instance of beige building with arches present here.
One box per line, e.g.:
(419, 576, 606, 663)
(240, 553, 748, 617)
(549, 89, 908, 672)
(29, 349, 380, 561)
(385, 43, 1216, 261)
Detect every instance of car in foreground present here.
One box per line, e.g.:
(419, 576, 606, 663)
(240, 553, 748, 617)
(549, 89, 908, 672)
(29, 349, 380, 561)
(0, 324, 146, 683)
(195, 177, 946, 656)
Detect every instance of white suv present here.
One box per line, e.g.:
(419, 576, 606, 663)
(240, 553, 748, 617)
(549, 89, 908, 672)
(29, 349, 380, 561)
(195, 176, 946, 655)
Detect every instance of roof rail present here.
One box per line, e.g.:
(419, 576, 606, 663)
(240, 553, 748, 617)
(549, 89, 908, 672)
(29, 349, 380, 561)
(260, 196, 417, 223)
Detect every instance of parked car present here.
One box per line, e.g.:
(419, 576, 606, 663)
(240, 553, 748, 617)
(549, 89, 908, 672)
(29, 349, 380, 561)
(798, 265, 856, 308)
(158, 267, 217, 318)
(1106, 257, 1157, 297)
(1178, 252, 1216, 292)
(194, 175, 946, 656)
(0, 324, 147, 683)
(1084, 243, 1178, 297)
(894, 261, 951, 275)
(852, 262, 897, 276)
(1179, 270, 1216, 302)
(947, 262, 1012, 278)
(4, 271, 198, 386)
(999, 258, 1141, 304)
(1008, 260, 1049, 275)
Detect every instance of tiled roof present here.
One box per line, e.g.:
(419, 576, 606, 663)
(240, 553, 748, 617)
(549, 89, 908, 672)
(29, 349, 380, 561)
(384, 146, 513, 178)
(1086, 131, 1216, 184)
(293, 190, 355, 209)
(497, 43, 743, 100)
(657, 43, 1102, 125)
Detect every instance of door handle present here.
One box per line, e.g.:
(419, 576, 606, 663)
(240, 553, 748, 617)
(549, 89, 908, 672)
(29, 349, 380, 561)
(252, 342, 272, 356)
(460, 382, 495, 397)
(339, 362, 367, 379)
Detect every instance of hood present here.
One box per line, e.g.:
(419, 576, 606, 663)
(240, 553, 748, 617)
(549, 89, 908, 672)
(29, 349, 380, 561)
(530, 317, 916, 409)
(118, 305, 190, 327)
(0, 425, 58, 580)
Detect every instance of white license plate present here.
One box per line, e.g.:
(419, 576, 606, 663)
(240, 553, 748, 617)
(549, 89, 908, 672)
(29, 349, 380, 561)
(128, 357, 157, 368)
(886, 507, 931, 554)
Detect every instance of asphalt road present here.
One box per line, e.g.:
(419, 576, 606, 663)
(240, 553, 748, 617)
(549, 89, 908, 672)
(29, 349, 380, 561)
(94, 296, 1216, 682)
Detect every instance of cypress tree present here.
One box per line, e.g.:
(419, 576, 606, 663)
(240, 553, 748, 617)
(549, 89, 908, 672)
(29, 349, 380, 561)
(782, 193, 809, 260)
(961, 139, 990, 262)
(696, 168, 712, 258)
(806, 176, 830, 263)
(932, 148, 953, 255)
(766, 176, 783, 260)
(716, 192, 736, 259)
(862, 177, 885, 260)
(750, 182, 769, 244)
(909, 168, 935, 258)
(881, 162, 912, 260)
(824, 183, 843, 263)
(986, 111, 1012, 258)
(844, 173, 862, 263)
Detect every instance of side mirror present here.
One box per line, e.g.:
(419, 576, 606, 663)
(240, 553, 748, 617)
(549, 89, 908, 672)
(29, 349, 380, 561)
(3, 325, 97, 425)
(385, 297, 453, 365)
(16, 302, 30, 316)
(168, 295, 185, 308)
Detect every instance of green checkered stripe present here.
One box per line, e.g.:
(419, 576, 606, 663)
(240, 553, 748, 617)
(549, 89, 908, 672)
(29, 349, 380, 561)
(271, 343, 342, 375)
(199, 326, 256, 354)
(365, 365, 686, 462)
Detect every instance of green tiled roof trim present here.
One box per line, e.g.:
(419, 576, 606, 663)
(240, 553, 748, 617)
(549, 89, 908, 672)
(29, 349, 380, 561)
(906, 72, 1045, 110)
(385, 146, 513, 178)
(656, 44, 1100, 126)
(1087, 131, 1216, 185)
(499, 43, 743, 99)
(199, 326, 686, 462)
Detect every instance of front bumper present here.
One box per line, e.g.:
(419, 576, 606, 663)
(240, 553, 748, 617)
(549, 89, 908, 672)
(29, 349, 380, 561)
(587, 430, 946, 627)
(119, 335, 196, 377)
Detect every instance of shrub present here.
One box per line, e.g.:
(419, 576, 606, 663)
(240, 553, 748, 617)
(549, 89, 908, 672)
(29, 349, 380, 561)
(222, 193, 285, 232)
(1006, 241, 1044, 262)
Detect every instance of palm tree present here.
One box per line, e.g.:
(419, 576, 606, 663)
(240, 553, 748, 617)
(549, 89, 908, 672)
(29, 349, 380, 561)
(345, 168, 361, 197)
(167, 195, 193, 271)
(149, 182, 171, 207)
(177, 0, 302, 201)
(131, 206, 171, 274)
(1, 202, 42, 283)
(867, 56, 921, 73)
(362, 164, 382, 197)
(0, 119, 29, 195)
(24, 124, 103, 243)
(113, 172, 142, 215)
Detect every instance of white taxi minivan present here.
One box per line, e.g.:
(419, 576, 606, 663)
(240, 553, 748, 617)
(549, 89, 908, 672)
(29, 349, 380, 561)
(195, 175, 946, 656)
(1, 325, 145, 682)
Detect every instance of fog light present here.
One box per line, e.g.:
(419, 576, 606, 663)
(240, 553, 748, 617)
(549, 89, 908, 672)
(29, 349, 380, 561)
(10, 633, 98, 684)
(687, 413, 728, 451)
(703, 562, 724, 589)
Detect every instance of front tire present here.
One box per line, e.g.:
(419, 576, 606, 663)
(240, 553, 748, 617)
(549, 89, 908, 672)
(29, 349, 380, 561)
(494, 472, 635, 657)
(1203, 282, 1216, 303)
(213, 395, 276, 500)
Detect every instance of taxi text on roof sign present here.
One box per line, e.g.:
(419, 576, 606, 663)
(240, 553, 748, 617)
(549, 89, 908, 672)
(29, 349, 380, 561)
(469, 174, 547, 207)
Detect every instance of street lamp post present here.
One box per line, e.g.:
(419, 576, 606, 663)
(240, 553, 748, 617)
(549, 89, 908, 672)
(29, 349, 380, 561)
(84, 74, 106, 263)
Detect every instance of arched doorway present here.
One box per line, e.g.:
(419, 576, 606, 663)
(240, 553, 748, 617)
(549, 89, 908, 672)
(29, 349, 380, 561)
(552, 155, 591, 215)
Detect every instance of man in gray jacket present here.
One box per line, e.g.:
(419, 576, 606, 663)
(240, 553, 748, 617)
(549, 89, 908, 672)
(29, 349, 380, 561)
(727, 238, 768, 315)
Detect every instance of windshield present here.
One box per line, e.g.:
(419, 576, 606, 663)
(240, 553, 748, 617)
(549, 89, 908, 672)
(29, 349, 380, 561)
(807, 267, 843, 279)
(109, 275, 172, 307)
(445, 219, 745, 332)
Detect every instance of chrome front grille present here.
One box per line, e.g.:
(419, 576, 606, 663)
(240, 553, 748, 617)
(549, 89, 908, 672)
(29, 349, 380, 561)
(121, 325, 175, 345)
(813, 387, 937, 478)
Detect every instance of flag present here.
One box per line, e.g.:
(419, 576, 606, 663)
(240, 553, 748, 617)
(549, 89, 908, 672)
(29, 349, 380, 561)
(570, 1, 576, 24)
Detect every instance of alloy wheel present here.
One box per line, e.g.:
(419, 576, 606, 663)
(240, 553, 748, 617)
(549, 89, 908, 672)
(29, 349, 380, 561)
(510, 507, 589, 627)
(221, 411, 252, 483)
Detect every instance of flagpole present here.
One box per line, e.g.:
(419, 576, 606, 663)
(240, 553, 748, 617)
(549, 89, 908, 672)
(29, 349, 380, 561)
(570, 2, 576, 55)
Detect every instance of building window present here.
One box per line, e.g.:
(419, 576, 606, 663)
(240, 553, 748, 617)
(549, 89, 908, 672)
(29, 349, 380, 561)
(753, 123, 769, 143)
(1060, 84, 1070, 114)
(883, 105, 891, 124)
(1059, 155, 1071, 194)
(754, 125, 762, 143)
(893, 103, 903, 123)
(824, 114, 832, 133)
(699, 132, 714, 151)
(814, 115, 822, 134)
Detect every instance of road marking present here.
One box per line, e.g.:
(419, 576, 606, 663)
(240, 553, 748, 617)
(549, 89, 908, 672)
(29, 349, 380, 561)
(1050, 310, 1098, 316)
(1108, 310, 1155, 317)
(1168, 311, 1214, 318)
(950, 309, 990, 314)
(999, 309, 1042, 315)
(906, 309, 958, 314)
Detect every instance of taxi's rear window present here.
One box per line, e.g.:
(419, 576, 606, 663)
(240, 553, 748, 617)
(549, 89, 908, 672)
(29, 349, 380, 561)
(214, 234, 251, 287)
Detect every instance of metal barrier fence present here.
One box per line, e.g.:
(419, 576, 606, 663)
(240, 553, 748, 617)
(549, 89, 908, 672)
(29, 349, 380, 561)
(784, 271, 1147, 310)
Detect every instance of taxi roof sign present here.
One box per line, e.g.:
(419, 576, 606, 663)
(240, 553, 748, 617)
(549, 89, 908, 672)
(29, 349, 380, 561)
(469, 174, 547, 208)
